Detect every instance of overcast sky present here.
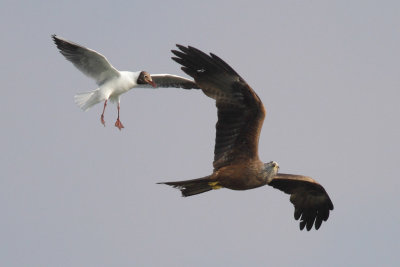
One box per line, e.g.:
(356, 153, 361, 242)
(1, 0, 399, 266)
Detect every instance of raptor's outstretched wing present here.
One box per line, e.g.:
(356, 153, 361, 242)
(269, 173, 334, 230)
(172, 45, 265, 170)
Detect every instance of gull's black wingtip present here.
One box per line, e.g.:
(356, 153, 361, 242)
(52, 34, 61, 41)
(51, 34, 63, 46)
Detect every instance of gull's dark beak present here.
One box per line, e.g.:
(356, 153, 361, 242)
(146, 78, 156, 88)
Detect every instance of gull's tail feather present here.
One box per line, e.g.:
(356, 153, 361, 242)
(74, 89, 101, 111)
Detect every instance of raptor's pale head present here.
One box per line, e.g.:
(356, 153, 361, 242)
(264, 161, 279, 181)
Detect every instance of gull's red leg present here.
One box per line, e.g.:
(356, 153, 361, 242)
(100, 100, 107, 126)
(114, 103, 124, 130)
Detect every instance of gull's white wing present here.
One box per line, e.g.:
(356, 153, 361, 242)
(52, 35, 120, 85)
(139, 74, 199, 89)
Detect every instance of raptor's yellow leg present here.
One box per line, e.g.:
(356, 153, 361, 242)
(208, 181, 223, 190)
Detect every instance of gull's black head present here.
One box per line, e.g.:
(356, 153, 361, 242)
(137, 71, 156, 87)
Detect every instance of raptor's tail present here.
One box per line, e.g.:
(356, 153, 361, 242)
(158, 175, 221, 197)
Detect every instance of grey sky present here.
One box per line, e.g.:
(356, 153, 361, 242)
(1, 0, 399, 266)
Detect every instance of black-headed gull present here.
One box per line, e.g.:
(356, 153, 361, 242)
(52, 35, 199, 130)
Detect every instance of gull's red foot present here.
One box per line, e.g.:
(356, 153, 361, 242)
(100, 114, 106, 127)
(115, 119, 124, 130)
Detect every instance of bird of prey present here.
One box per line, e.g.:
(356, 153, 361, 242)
(52, 35, 199, 130)
(158, 45, 333, 231)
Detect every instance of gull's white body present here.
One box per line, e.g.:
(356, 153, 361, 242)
(75, 71, 141, 111)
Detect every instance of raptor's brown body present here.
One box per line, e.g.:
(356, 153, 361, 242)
(159, 45, 333, 231)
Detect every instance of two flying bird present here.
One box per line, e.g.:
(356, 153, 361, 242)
(53, 36, 333, 230)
